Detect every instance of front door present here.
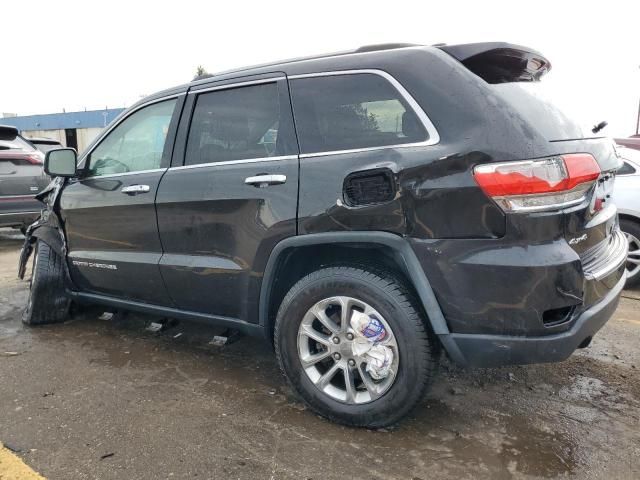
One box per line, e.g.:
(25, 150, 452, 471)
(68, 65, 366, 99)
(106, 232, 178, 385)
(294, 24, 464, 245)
(156, 76, 299, 322)
(60, 96, 183, 305)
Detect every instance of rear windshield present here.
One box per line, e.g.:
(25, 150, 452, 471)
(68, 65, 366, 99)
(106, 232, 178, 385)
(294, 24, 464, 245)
(0, 135, 36, 152)
(32, 142, 61, 153)
(493, 82, 600, 141)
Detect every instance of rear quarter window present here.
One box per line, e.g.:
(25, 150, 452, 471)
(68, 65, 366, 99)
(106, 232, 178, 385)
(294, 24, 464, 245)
(289, 73, 428, 154)
(0, 135, 36, 152)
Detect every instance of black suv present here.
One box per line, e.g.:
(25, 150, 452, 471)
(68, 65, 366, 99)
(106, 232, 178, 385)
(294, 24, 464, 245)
(19, 43, 627, 427)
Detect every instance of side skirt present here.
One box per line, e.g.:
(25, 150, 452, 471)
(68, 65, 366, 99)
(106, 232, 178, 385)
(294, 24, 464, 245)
(66, 290, 266, 338)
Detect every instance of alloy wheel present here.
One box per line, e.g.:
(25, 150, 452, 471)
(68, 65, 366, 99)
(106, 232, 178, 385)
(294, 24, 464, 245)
(297, 296, 399, 404)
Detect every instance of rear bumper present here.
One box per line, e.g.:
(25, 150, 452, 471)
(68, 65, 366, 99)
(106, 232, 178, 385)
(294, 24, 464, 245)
(441, 272, 625, 367)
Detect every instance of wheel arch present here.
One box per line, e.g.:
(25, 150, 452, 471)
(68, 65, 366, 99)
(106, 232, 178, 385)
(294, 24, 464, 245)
(618, 212, 640, 226)
(259, 232, 464, 362)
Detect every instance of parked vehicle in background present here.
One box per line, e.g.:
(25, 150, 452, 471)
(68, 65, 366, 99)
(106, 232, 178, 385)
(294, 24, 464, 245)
(615, 136, 640, 151)
(612, 145, 640, 286)
(27, 137, 64, 154)
(0, 125, 48, 233)
(20, 42, 627, 427)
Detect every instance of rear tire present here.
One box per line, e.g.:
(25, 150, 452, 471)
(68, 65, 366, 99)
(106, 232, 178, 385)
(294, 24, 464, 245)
(22, 240, 70, 325)
(274, 266, 438, 428)
(621, 219, 640, 288)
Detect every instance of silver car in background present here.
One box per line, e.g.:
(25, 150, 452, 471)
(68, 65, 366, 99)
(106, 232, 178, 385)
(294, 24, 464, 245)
(0, 125, 49, 233)
(613, 145, 640, 286)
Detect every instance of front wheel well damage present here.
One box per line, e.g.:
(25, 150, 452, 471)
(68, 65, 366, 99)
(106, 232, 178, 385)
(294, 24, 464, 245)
(264, 242, 431, 341)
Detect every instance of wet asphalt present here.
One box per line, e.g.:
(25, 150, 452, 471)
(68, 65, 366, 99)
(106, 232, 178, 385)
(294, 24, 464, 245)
(0, 229, 639, 479)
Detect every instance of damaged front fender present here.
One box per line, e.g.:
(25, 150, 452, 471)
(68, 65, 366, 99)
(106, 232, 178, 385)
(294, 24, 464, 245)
(18, 177, 71, 282)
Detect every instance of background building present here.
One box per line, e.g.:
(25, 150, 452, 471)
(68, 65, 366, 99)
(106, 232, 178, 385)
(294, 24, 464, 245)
(0, 108, 124, 153)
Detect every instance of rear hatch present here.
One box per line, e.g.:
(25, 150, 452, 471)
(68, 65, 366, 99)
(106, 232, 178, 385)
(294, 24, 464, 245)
(441, 43, 625, 300)
(0, 126, 48, 213)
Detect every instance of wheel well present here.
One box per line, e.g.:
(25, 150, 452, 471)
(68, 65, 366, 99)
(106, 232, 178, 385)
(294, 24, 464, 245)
(618, 213, 640, 226)
(265, 243, 421, 340)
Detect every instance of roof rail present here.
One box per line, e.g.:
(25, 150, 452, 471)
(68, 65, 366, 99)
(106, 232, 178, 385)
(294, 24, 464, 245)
(355, 43, 422, 53)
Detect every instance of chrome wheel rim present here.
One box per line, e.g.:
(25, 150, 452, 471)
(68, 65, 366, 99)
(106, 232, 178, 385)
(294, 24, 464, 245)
(297, 296, 399, 404)
(626, 232, 640, 280)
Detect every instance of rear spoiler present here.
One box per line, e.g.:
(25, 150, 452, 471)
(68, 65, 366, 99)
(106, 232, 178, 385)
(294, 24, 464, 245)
(0, 124, 19, 141)
(437, 42, 551, 83)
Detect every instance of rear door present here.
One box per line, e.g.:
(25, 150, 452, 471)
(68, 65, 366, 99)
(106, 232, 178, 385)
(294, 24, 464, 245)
(156, 74, 299, 322)
(60, 95, 184, 305)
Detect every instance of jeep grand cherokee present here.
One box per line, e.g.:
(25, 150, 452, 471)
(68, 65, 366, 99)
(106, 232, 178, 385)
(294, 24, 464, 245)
(19, 42, 626, 427)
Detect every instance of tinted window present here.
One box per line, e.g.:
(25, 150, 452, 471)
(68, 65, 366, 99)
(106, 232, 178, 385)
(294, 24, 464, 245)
(618, 161, 636, 176)
(88, 99, 176, 176)
(0, 135, 36, 152)
(290, 73, 427, 154)
(185, 83, 281, 165)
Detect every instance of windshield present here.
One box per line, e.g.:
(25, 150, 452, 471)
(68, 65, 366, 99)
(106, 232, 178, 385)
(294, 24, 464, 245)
(493, 81, 601, 141)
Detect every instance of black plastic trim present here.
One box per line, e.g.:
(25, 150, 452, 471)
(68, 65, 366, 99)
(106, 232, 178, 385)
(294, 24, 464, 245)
(67, 290, 265, 337)
(258, 232, 463, 358)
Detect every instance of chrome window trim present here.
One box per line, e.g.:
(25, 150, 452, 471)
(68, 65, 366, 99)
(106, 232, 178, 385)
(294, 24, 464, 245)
(188, 76, 285, 95)
(169, 155, 298, 171)
(0, 194, 37, 199)
(288, 69, 440, 158)
(80, 93, 183, 179)
(80, 168, 167, 180)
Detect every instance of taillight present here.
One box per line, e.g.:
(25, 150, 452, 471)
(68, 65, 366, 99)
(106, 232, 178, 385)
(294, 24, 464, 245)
(473, 154, 600, 212)
(24, 153, 44, 165)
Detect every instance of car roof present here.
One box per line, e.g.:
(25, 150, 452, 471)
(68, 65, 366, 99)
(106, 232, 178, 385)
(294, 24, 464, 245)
(135, 43, 432, 107)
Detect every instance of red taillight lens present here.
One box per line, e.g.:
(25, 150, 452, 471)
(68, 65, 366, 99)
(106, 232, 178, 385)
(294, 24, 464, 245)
(24, 153, 44, 165)
(473, 154, 601, 212)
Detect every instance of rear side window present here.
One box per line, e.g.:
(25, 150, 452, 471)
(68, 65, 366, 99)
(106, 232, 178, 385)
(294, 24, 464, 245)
(185, 82, 281, 165)
(88, 99, 177, 176)
(290, 73, 427, 154)
(0, 135, 36, 152)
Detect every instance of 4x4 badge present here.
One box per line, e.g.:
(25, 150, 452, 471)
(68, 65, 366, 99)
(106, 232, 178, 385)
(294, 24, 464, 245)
(569, 234, 588, 245)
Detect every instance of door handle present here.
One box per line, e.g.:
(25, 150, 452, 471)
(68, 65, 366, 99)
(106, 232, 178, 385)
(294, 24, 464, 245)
(121, 184, 150, 195)
(244, 174, 287, 187)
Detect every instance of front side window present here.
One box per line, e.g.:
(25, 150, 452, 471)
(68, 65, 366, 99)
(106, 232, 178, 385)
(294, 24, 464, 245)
(290, 73, 427, 154)
(185, 82, 281, 165)
(88, 99, 176, 176)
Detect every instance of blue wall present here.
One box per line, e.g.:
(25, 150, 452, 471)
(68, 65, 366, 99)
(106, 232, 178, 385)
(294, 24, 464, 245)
(0, 108, 125, 131)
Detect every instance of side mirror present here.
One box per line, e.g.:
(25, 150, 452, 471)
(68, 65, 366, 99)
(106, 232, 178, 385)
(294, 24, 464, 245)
(44, 148, 77, 177)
